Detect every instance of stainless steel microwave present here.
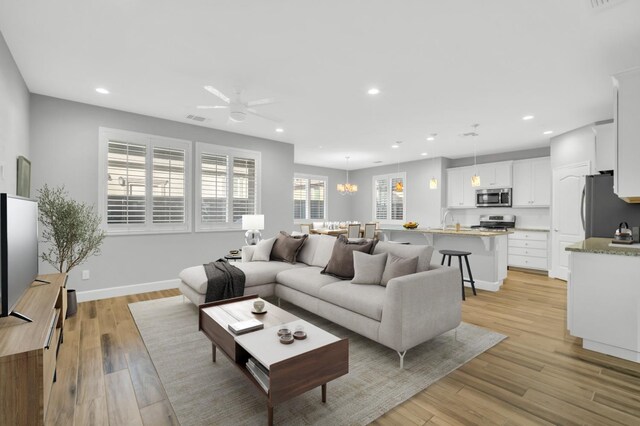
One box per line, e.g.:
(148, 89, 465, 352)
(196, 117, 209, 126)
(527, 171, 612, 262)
(475, 188, 512, 207)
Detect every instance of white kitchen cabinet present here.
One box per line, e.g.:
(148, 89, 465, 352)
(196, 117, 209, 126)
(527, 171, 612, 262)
(447, 167, 476, 208)
(612, 67, 640, 202)
(508, 230, 549, 271)
(595, 121, 615, 173)
(512, 157, 551, 207)
(477, 162, 512, 189)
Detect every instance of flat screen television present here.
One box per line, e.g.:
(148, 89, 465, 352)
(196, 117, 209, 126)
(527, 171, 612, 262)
(0, 193, 40, 322)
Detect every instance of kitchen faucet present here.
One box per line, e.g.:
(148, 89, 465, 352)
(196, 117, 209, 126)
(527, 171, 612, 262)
(441, 209, 454, 230)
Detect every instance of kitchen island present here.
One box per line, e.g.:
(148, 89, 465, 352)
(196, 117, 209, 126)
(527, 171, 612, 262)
(566, 237, 640, 363)
(380, 227, 511, 291)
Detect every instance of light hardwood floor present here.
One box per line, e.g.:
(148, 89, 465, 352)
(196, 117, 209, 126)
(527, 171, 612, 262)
(46, 271, 640, 425)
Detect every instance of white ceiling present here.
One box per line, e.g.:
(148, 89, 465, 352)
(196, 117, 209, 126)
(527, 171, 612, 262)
(1, 0, 639, 169)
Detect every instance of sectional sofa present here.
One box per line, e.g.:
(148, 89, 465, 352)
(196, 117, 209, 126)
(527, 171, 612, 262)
(179, 234, 462, 367)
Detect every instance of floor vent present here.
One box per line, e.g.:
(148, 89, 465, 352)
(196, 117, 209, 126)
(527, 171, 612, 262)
(185, 114, 206, 122)
(588, 0, 625, 10)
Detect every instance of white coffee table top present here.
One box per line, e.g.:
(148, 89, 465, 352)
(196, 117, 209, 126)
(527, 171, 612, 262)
(235, 319, 340, 368)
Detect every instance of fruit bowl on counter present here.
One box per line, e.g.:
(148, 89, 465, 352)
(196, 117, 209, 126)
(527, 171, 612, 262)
(403, 221, 419, 229)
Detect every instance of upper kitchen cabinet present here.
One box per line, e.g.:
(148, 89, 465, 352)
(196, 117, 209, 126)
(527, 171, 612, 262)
(612, 67, 640, 203)
(594, 120, 615, 173)
(512, 157, 551, 207)
(447, 167, 476, 208)
(476, 161, 513, 189)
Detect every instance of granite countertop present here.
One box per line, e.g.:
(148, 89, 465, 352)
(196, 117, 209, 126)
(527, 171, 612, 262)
(380, 227, 512, 237)
(565, 237, 640, 257)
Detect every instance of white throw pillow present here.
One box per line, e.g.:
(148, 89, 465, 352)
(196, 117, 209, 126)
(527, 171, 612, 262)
(351, 252, 388, 285)
(252, 237, 276, 261)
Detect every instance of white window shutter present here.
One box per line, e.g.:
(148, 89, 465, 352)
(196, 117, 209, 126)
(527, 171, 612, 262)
(107, 140, 147, 224)
(232, 157, 256, 223)
(309, 179, 326, 220)
(375, 177, 388, 220)
(293, 177, 308, 220)
(201, 153, 228, 223)
(152, 147, 186, 224)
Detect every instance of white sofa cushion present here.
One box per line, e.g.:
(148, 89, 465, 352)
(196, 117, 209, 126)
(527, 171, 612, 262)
(252, 237, 276, 261)
(373, 242, 434, 272)
(352, 252, 387, 285)
(311, 235, 338, 267)
(179, 261, 302, 294)
(295, 234, 336, 267)
(275, 266, 343, 297)
(319, 281, 386, 321)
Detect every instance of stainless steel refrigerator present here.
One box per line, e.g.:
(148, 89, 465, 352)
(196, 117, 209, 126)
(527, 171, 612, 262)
(583, 173, 640, 238)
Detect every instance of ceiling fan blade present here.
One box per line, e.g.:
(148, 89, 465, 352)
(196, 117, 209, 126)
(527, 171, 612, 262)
(247, 108, 283, 123)
(203, 86, 230, 104)
(247, 98, 276, 107)
(196, 105, 228, 109)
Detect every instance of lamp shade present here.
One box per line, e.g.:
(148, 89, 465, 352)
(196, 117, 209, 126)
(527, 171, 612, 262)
(242, 214, 264, 230)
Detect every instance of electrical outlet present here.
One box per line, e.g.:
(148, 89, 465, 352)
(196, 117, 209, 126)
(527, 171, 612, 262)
(82, 270, 90, 280)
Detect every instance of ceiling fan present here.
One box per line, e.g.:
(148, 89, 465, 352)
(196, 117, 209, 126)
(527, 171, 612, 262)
(197, 86, 282, 123)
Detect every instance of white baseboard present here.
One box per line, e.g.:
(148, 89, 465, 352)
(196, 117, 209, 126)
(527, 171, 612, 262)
(75, 279, 180, 302)
(465, 279, 502, 292)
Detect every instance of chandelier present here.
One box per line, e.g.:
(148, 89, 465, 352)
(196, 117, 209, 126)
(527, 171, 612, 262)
(469, 124, 481, 187)
(337, 156, 358, 195)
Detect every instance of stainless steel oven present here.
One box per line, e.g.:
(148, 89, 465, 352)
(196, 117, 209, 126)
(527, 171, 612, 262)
(475, 188, 512, 207)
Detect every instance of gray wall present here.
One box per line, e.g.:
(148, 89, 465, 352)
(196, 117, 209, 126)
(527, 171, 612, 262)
(349, 157, 446, 228)
(550, 124, 595, 172)
(0, 31, 30, 195)
(448, 147, 551, 168)
(30, 95, 295, 291)
(293, 163, 352, 222)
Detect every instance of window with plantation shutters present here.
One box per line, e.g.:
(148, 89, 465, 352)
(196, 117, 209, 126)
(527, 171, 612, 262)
(293, 174, 327, 221)
(196, 143, 261, 231)
(373, 173, 405, 223)
(99, 128, 192, 234)
(152, 147, 186, 224)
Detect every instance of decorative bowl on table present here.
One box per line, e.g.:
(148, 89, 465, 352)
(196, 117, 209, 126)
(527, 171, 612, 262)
(403, 222, 419, 229)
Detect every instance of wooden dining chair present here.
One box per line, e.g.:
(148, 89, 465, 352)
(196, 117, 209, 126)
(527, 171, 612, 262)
(348, 223, 361, 238)
(364, 223, 377, 239)
(300, 224, 312, 234)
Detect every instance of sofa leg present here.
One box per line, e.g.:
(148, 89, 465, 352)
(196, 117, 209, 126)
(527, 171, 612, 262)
(397, 351, 407, 369)
(277, 297, 281, 307)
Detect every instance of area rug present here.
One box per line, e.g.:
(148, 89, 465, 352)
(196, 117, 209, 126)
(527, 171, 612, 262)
(129, 296, 506, 425)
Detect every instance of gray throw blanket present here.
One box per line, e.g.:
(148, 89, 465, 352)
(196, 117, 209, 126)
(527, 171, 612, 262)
(203, 259, 246, 303)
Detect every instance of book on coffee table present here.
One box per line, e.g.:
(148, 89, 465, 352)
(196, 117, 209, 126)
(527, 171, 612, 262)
(228, 319, 264, 335)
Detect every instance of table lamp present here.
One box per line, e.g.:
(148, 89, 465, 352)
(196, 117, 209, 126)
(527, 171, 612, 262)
(242, 214, 264, 245)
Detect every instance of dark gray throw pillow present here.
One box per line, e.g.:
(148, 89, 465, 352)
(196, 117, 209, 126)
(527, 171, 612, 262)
(270, 231, 308, 264)
(380, 253, 419, 286)
(321, 235, 377, 280)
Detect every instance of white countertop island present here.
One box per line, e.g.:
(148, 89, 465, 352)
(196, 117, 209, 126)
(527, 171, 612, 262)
(379, 227, 511, 292)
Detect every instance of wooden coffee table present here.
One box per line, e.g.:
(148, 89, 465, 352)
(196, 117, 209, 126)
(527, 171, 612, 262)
(199, 295, 349, 425)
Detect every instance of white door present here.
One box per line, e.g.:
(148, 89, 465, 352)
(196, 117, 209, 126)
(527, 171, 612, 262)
(550, 162, 590, 280)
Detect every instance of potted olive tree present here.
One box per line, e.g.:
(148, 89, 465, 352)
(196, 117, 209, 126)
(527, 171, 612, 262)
(37, 185, 105, 317)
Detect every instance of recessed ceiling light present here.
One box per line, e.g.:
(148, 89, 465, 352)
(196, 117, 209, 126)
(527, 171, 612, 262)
(367, 88, 380, 95)
(95, 87, 110, 94)
(373, 161, 383, 164)
(522, 115, 535, 120)
(421, 152, 428, 156)
(543, 130, 553, 135)
(275, 128, 284, 133)
(391, 144, 399, 149)
(426, 137, 435, 141)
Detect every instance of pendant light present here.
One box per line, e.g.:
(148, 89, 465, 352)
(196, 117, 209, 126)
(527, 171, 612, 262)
(394, 144, 403, 192)
(427, 134, 438, 190)
(470, 124, 481, 187)
(337, 156, 358, 195)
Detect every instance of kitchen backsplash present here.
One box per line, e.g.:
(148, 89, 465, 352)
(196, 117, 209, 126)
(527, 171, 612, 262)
(450, 207, 550, 229)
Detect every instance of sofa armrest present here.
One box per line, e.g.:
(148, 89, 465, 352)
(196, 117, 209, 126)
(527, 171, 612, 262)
(378, 265, 462, 352)
(241, 245, 256, 262)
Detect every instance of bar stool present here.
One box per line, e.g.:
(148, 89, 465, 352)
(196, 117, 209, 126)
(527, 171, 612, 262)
(439, 250, 476, 300)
